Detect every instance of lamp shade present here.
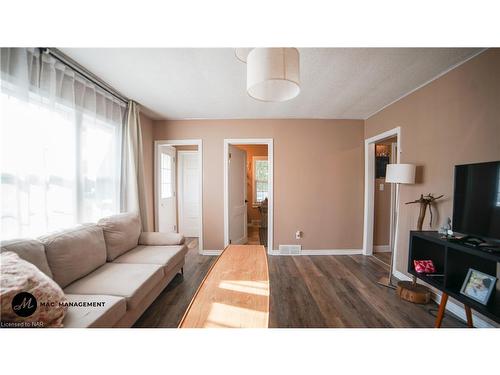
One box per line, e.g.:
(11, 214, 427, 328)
(235, 48, 253, 63)
(247, 48, 300, 102)
(385, 164, 416, 184)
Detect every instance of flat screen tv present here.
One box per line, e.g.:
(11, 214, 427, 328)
(453, 161, 500, 243)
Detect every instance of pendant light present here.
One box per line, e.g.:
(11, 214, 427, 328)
(234, 48, 253, 63)
(244, 48, 300, 102)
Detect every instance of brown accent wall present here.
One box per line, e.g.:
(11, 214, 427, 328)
(154, 119, 365, 251)
(365, 49, 500, 274)
(140, 112, 155, 231)
(235, 144, 268, 224)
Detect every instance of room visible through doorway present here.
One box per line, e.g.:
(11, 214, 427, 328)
(224, 139, 273, 252)
(373, 137, 397, 266)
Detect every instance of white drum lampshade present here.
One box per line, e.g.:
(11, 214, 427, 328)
(235, 48, 253, 63)
(385, 164, 416, 184)
(247, 48, 300, 102)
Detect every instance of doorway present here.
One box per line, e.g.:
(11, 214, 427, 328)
(372, 137, 397, 265)
(363, 127, 401, 267)
(223, 139, 273, 252)
(155, 139, 203, 252)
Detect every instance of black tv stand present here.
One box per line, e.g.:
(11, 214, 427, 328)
(409, 231, 500, 326)
(450, 235, 500, 253)
(449, 235, 486, 247)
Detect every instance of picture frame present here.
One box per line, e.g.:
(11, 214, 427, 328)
(460, 268, 497, 305)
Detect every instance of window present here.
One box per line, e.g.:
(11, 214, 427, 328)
(0, 48, 125, 240)
(161, 153, 173, 198)
(0, 92, 122, 239)
(252, 156, 268, 205)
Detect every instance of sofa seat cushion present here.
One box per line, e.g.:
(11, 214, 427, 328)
(63, 263, 163, 310)
(113, 245, 187, 271)
(39, 224, 107, 288)
(63, 294, 126, 328)
(98, 212, 142, 261)
(1, 238, 53, 278)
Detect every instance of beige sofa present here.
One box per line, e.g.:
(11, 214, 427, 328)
(0, 212, 187, 328)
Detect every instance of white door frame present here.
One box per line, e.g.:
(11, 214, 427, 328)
(223, 138, 274, 253)
(388, 141, 398, 255)
(363, 127, 401, 262)
(155, 139, 204, 253)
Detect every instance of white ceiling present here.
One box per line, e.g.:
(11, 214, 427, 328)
(61, 48, 483, 120)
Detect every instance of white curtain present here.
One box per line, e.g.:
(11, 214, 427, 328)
(121, 101, 149, 231)
(0, 48, 126, 239)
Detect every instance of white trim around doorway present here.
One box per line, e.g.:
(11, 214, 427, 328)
(223, 138, 274, 253)
(154, 139, 204, 254)
(363, 127, 401, 266)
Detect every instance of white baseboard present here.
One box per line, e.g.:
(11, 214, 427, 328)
(373, 245, 391, 252)
(269, 249, 363, 256)
(392, 270, 494, 328)
(301, 249, 363, 256)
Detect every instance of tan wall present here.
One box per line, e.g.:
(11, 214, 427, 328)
(365, 49, 500, 274)
(235, 144, 268, 224)
(154, 119, 365, 251)
(140, 112, 155, 231)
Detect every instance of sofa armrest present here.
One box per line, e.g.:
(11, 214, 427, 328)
(138, 232, 185, 246)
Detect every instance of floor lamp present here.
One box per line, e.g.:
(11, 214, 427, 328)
(378, 163, 416, 289)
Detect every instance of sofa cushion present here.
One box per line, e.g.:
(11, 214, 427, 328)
(63, 263, 163, 310)
(1, 251, 67, 328)
(1, 238, 53, 278)
(139, 232, 185, 246)
(113, 245, 187, 271)
(39, 224, 107, 288)
(62, 294, 126, 328)
(98, 212, 142, 261)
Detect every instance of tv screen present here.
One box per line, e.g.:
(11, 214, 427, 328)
(453, 161, 500, 242)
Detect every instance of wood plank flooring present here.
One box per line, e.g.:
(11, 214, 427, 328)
(373, 252, 391, 265)
(180, 245, 269, 328)
(134, 240, 465, 328)
(134, 238, 216, 328)
(246, 226, 261, 245)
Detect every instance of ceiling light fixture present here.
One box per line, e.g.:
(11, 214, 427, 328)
(235, 47, 301, 102)
(234, 48, 253, 63)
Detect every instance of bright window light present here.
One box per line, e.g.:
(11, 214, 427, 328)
(0, 92, 121, 239)
(252, 156, 268, 204)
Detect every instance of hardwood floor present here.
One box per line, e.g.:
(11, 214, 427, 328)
(180, 245, 269, 328)
(134, 238, 216, 328)
(373, 251, 391, 265)
(134, 240, 465, 328)
(246, 226, 260, 245)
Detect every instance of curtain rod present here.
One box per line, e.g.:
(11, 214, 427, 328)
(40, 47, 129, 105)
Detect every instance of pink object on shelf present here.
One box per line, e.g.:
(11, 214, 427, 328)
(413, 260, 436, 274)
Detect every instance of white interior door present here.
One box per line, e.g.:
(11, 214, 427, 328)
(178, 151, 200, 237)
(158, 145, 177, 233)
(228, 145, 247, 244)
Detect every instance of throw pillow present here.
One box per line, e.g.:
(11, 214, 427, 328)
(1, 251, 68, 328)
